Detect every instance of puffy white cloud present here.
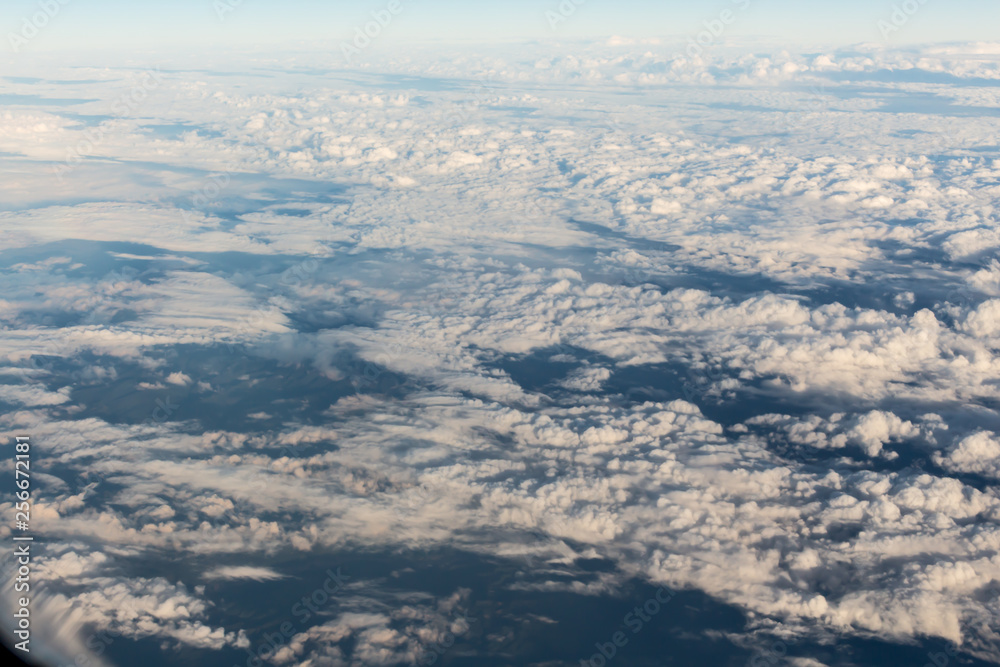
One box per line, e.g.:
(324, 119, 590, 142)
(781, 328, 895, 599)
(165, 372, 192, 386)
(559, 365, 611, 392)
(748, 410, 942, 458)
(848, 411, 920, 457)
(935, 432, 1000, 479)
(962, 299, 1000, 340)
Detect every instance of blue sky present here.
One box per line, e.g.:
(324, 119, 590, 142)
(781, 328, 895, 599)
(2, 0, 999, 53)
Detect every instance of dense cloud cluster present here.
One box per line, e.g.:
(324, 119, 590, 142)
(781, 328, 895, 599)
(1, 41, 999, 665)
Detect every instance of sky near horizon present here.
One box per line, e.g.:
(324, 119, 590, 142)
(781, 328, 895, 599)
(1, 0, 999, 55)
